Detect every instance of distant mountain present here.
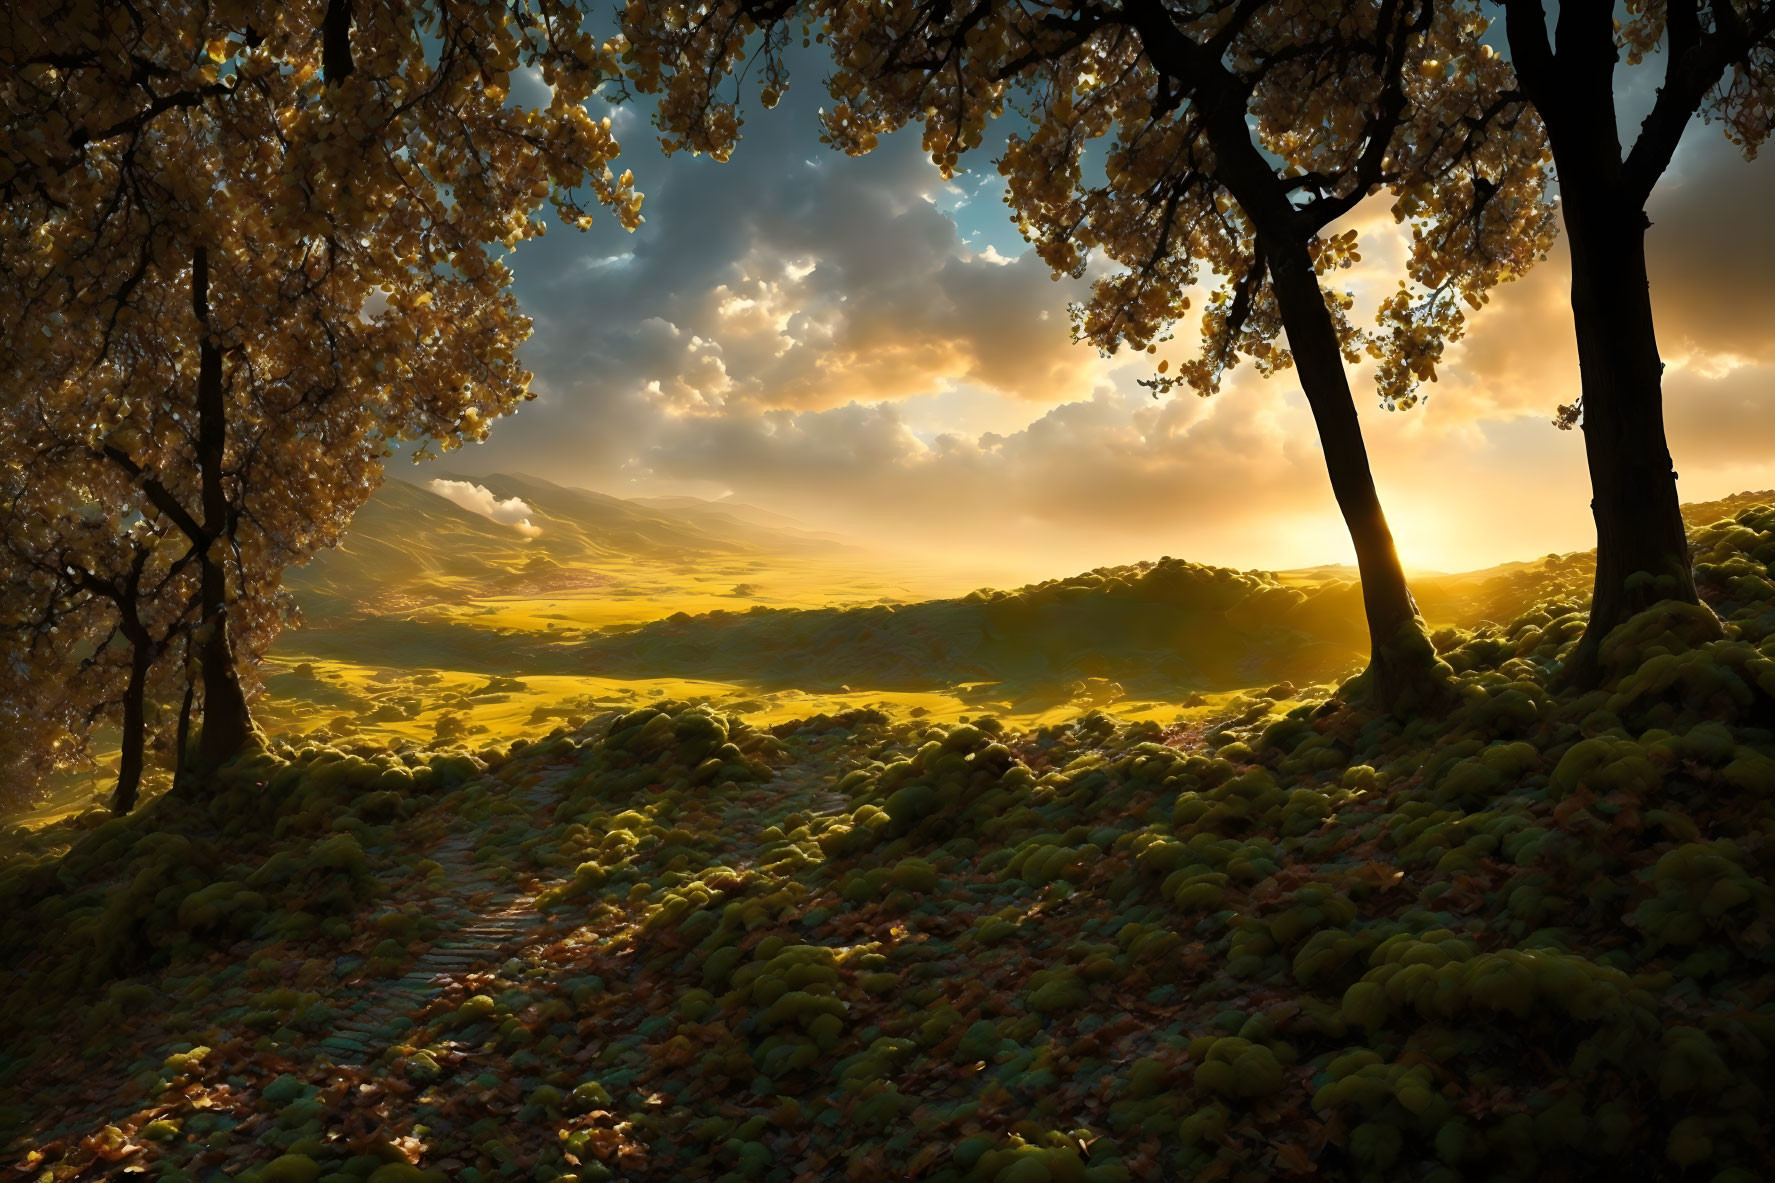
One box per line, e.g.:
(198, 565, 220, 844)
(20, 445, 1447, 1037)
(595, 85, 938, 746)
(475, 474, 847, 553)
(452, 472, 845, 558)
(284, 475, 1775, 708)
(630, 493, 845, 543)
(285, 474, 845, 620)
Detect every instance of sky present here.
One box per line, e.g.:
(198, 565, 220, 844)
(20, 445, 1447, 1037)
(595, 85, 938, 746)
(439, 40, 1775, 581)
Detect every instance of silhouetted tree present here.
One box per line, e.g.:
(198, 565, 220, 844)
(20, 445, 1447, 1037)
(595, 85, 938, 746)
(627, 0, 1553, 710)
(0, 456, 199, 813)
(1501, 0, 1775, 682)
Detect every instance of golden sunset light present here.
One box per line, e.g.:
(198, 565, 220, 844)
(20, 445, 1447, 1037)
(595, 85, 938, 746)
(5, 2, 1773, 1180)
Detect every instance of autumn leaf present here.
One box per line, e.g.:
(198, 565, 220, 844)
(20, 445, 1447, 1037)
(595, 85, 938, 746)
(1275, 1142, 1318, 1174)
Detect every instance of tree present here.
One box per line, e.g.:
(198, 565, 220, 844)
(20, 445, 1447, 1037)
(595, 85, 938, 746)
(1498, 0, 1775, 683)
(2, 0, 643, 775)
(0, 447, 199, 814)
(624, 0, 1552, 710)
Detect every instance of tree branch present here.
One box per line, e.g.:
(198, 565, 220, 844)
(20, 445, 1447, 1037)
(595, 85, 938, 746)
(100, 446, 209, 549)
(67, 80, 232, 156)
(1299, 0, 1426, 231)
(1621, 0, 1775, 205)
(1500, 0, 1557, 102)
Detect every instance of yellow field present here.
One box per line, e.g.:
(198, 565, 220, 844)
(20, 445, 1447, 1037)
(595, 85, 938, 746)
(256, 639, 1257, 753)
(400, 547, 1012, 637)
(7, 477, 1341, 830)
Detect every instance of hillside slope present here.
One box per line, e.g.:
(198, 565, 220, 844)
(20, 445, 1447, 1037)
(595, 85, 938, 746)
(556, 488, 1775, 710)
(268, 487, 1775, 752)
(4, 500, 1773, 1183)
(570, 558, 1372, 707)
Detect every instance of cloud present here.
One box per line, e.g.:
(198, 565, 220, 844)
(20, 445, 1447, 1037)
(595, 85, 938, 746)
(462, 66, 1106, 486)
(1665, 360, 1775, 470)
(427, 479, 543, 538)
(432, 70, 1772, 577)
(635, 375, 1338, 565)
(599, 152, 1101, 414)
(1645, 134, 1775, 366)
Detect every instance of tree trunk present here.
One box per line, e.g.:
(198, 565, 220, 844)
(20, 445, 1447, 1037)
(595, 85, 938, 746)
(1186, 70, 1447, 716)
(324, 0, 356, 83)
(190, 244, 256, 773)
(1265, 238, 1449, 713)
(196, 547, 254, 772)
(1557, 181, 1710, 686)
(1499, 0, 1716, 689)
(171, 669, 195, 797)
(111, 634, 151, 815)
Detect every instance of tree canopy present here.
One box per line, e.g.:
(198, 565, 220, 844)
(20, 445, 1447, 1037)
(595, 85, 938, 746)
(1, 0, 643, 798)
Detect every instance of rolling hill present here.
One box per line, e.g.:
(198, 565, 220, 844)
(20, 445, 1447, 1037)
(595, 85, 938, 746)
(272, 483, 1775, 745)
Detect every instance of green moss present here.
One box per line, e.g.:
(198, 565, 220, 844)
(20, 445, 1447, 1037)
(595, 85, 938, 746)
(258, 1156, 323, 1183)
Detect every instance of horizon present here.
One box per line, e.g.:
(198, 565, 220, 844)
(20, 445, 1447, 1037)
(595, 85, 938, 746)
(402, 467, 1772, 591)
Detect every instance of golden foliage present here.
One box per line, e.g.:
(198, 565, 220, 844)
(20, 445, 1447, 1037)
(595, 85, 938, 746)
(0, 1, 642, 787)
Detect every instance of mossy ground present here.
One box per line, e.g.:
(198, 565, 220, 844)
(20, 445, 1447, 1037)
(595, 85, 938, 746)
(4, 502, 1775, 1183)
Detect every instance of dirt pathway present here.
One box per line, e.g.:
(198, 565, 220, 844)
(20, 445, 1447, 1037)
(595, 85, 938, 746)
(305, 777, 564, 1071)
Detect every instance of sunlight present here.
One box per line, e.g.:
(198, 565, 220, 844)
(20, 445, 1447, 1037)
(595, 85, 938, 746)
(5, 2, 1773, 1180)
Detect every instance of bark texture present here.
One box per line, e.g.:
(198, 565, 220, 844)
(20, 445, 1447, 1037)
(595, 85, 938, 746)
(111, 632, 151, 815)
(1560, 188, 1708, 682)
(190, 245, 257, 773)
